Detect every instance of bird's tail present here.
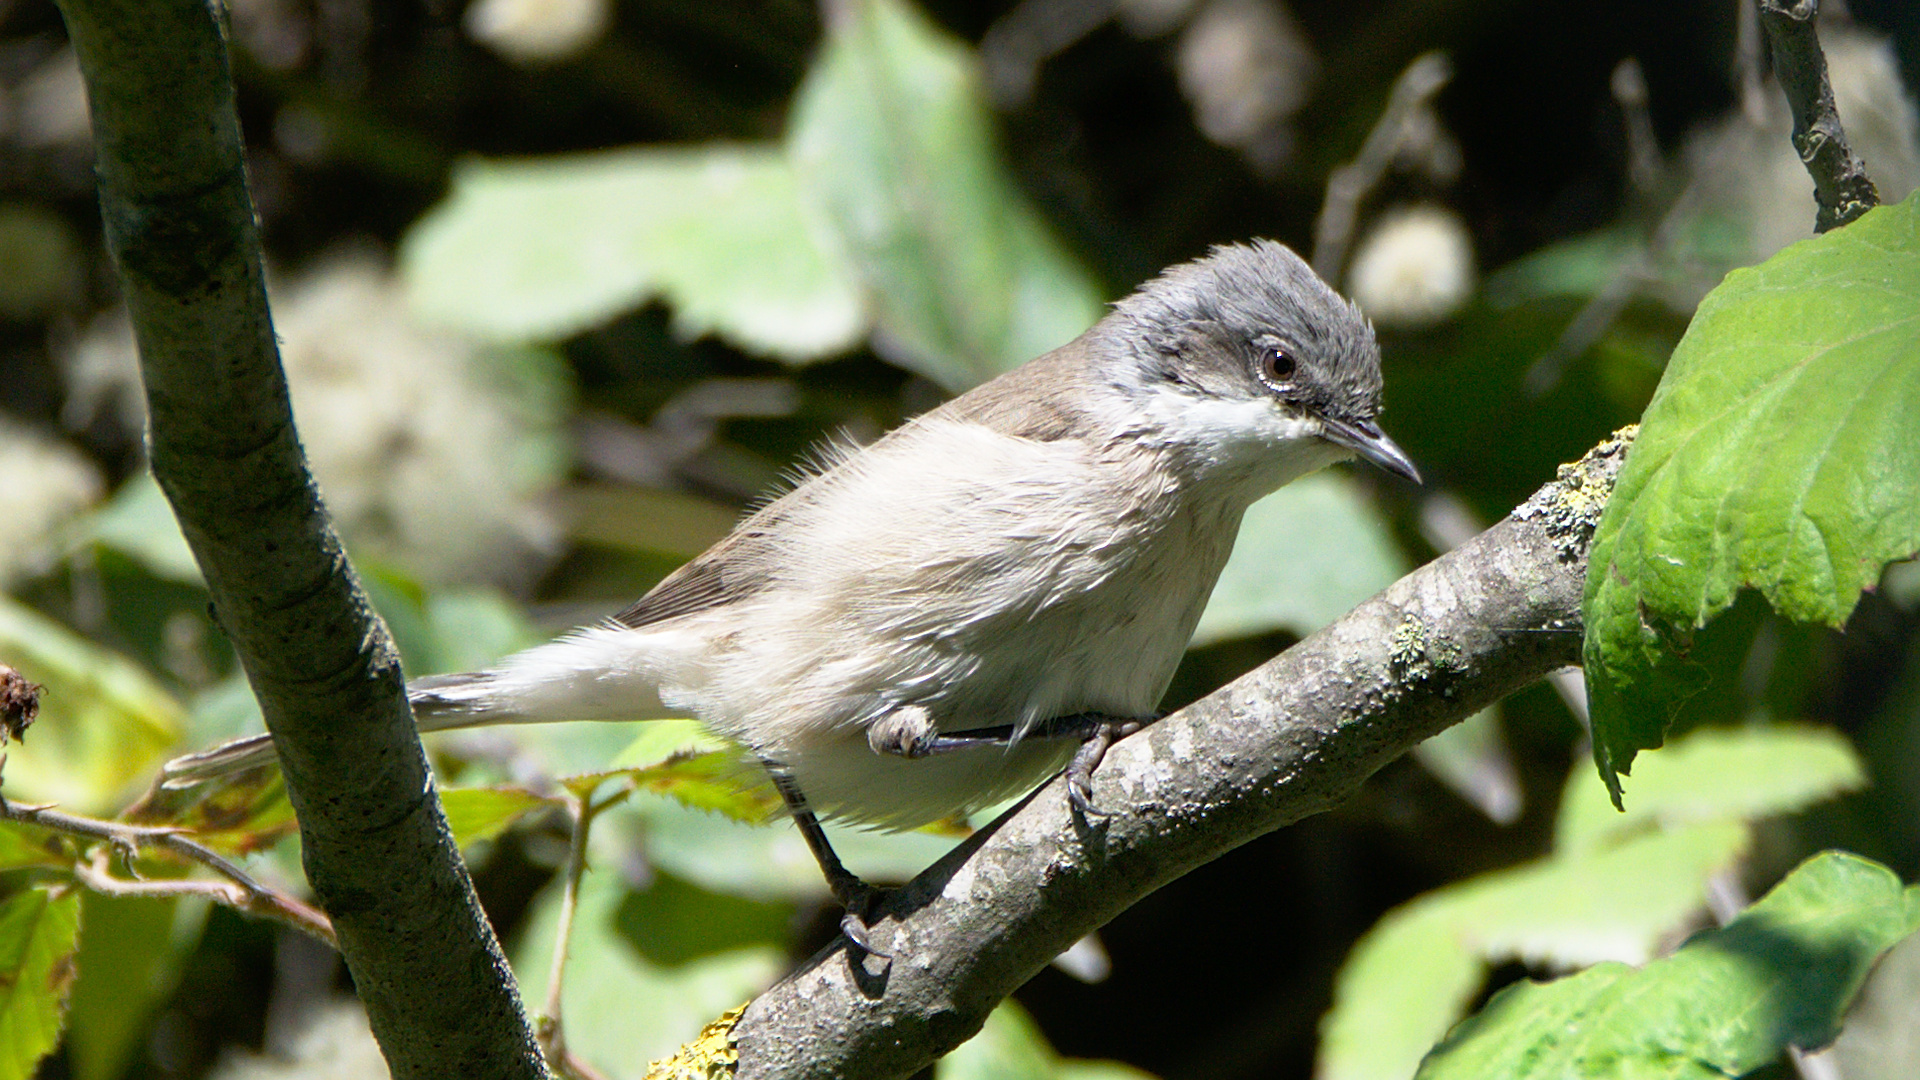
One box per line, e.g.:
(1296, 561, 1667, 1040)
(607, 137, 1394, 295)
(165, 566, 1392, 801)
(160, 625, 682, 787)
(158, 673, 513, 788)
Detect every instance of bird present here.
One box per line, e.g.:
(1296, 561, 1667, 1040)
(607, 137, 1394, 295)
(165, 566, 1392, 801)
(164, 239, 1418, 950)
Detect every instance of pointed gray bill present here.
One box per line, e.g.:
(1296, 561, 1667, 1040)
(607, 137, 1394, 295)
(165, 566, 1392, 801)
(1320, 416, 1422, 484)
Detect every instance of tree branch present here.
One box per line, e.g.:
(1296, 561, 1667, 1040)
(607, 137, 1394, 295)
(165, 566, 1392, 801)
(733, 430, 1632, 1080)
(50, 1, 546, 1077)
(1755, 0, 1879, 232)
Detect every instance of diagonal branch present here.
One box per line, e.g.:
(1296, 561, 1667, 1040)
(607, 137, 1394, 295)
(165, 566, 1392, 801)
(733, 432, 1632, 1080)
(1755, 0, 1879, 232)
(49, 1, 547, 1077)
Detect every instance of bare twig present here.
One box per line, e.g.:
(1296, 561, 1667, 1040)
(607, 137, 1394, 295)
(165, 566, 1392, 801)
(536, 780, 634, 1080)
(1, 791, 336, 946)
(1311, 51, 1453, 280)
(1755, 0, 1879, 231)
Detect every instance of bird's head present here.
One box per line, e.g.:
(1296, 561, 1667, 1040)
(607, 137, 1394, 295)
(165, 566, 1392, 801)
(1096, 239, 1420, 488)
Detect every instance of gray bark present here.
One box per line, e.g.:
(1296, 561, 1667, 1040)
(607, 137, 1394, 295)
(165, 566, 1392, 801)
(52, 1, 548, 1077)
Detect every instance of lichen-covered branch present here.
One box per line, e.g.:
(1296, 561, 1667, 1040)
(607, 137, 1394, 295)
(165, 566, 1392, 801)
(732, 432, 1632, 1080)
(50, 1, 546, 1077)
(1756, 0, 1879, 231)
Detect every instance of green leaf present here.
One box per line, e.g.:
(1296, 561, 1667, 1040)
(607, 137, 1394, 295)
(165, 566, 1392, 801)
(512, 868, 783, 1079)
(400, 145, 865, 358)
(1555, 725, 1867, 855)
(1821, 928, 1920, 1079)
(1191, 472, 1408, 647)
(0, 824, 67, 873)
(1584, 193, 1920, 798)
(1415, 852, 1920, 1080)
(786, 0, 1103, 390)
(1317, 911, 1485, 1080)
(123, 768, 297, 858)
(940, 998, 1158, 1080)
(0, 595, 183, 813)
(65, 893, 201, 1080)
(0, 886, 81, 1080)
(83, 474, 200, 585)
(1317, 824, 1750, 1080)
(439, 785, 556, 849)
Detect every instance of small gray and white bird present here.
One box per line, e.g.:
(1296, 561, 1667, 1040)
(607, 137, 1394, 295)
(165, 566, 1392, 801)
(165, 239, 1417, 946)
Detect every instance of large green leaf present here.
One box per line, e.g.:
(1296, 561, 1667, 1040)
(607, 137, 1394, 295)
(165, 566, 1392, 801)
(0, 886, 81, 1080)
(1584, 192, 1920, 799)
(1415, 852, 1920, 1080)
(787, 0, 1103, 390)
(400, 145, 865, 358)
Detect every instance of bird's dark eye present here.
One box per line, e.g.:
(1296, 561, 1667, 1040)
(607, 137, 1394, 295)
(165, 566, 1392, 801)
(1259, 345, 1296, 385)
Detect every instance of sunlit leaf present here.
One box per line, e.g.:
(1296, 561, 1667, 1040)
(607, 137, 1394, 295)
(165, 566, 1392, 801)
(0, 885, 81, 1080)
(1555, 725, 1867, 855)
(123, 766, 297, 858)
(1192, 472, 1407, 647)
(787, 0, 1103, 390)
(1584, 193, 1920, 799)
(1318, 910, 1484, 1080)
(439, 785, 556, 849)
(1415, 852, 1920, 1080)
(401, 145, 866, 359)
(513, 868, 783, 1079)
(0, 596, 182, 812)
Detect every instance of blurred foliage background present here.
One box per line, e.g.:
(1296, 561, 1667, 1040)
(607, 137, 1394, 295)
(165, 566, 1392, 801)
(2, 0, 1919, 1078)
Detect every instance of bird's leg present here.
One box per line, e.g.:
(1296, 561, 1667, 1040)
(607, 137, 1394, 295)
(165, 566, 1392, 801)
(766, 767, 887, 956)
(866, 708, 1148, 815)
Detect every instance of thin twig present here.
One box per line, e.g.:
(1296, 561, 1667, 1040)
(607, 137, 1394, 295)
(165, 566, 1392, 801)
(2, 791, 336, 946)
(1755, 0, 1879, 231)
(1311, 51, 1453, 281)
(536, 780, 633, 1080)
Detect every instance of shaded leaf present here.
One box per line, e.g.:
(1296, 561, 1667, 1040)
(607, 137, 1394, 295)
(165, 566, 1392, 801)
(83, 474, 200, 585)
(1818, 928, 1920, 1080)
(0, 886, 81, 1080)
(1584, 193, 1920, 798)
(1416, 852, 1920, 1080)
(66, 893, 200, 1080)
(401, 145, 865, 358)
(1191, 472, 1407, 647)
(1556, 725, 1867, 855)
(787, 0, 1103, 390)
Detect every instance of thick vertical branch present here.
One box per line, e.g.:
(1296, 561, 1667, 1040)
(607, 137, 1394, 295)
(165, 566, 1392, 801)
(50, 1, 547, 1077)
(1756, 0, 1879, 232)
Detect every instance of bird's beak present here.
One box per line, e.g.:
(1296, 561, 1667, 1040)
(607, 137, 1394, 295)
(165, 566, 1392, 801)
(1320, 416, 1422, 484)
